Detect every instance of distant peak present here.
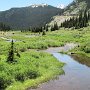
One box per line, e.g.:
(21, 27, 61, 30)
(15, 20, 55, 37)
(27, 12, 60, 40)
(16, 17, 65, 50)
(31, 3, 48, 8)
(57, 4, 65, 9)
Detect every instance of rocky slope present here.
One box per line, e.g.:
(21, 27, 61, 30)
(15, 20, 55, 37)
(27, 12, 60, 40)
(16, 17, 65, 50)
(64, 0, 90, 15)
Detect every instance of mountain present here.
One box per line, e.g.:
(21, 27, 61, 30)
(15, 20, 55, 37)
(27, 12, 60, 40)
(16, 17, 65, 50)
(0, 4, 62, 29)
(49, 0, 90, 27)
(57, 4, 65, 9)
(64, 0, 90, 15)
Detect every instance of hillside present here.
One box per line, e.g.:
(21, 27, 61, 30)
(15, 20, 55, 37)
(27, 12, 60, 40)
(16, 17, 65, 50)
(49, 15, 71, 26)
(0, 4, 62, 29)
(64, 0, 90, 15)
(49, 0, 90, 26)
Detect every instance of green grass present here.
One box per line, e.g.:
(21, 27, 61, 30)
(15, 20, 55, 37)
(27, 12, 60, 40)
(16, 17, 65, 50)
(10, 26, 90, 58)
(0, 50, 64, 90)
(0, 26, 90, 90)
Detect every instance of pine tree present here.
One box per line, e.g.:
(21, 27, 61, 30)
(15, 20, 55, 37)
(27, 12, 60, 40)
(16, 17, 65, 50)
(42, 30, 46, 35)
(54, 22, 59, 30)
(45, 25, 49, 31)
(61, 23, 63, 27)
(51, 26, 54, 31)
(7, 40, 15, 63)
(0, 22, 11, 31)
(61, 9, 89, 29)
(83, 10, 88, 23)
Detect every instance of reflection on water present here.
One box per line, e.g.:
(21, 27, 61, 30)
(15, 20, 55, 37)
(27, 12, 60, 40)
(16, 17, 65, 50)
(30, 53, 90, 90)
(71, 54, 90, 67)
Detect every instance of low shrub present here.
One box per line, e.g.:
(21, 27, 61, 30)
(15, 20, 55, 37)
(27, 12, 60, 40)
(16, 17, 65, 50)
(0, 72, 12, 89)
(80, 43, 90, 53)
(20, 47, 26, 52)
(15, 70, 26, 82)
(84, 46, 90, 53)
(26, 69, 40, 79)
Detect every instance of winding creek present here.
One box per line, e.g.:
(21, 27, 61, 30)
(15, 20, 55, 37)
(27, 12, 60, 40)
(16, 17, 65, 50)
(30, 44, 90, 90)
(0, 37, 89, 90)
(1, 34, 90, 90)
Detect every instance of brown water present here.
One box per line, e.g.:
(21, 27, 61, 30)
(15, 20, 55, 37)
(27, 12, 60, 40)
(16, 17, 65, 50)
(30, 53, 90, 90)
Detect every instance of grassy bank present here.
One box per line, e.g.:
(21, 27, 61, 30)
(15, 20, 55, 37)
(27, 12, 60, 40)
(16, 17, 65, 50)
(0, 50, 64, 90)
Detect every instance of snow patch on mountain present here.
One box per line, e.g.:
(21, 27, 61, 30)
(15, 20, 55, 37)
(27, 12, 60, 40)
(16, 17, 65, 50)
(31, 4, 48, 8)
(57, 4, 65, 9)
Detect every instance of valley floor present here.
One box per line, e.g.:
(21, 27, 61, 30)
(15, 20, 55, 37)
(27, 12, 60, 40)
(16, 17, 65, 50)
(0, 26, 90, 90)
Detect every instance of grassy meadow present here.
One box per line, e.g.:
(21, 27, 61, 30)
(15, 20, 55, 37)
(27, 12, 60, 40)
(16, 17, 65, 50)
(1, 50, 64, 90)
(0, 26, 90, 90)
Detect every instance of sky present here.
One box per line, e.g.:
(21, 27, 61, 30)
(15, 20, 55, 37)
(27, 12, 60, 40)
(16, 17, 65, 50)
(0, 0, 73, 11)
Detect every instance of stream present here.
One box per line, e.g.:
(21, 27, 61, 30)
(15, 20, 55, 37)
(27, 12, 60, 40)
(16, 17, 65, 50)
(30, 53, 90, 90)
(0, 37, 22, 42)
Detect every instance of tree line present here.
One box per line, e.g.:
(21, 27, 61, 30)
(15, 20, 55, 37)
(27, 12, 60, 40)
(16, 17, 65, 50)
(61, 10, 90, 29)
(24, 22, 59, 33)
(0, 22, 11, 31)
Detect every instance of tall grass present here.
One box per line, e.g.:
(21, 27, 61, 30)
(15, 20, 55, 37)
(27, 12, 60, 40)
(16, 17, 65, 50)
(0, 50, 64, 90)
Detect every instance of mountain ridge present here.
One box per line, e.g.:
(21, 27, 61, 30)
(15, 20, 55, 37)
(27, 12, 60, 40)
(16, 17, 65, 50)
(0, 4, 62, 29)
(0, 1, 90, 30)
(64, 0, 90, 15)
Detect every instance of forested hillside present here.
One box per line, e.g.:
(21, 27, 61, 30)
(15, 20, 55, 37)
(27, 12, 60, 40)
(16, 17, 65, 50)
(0, 4, 62, 29)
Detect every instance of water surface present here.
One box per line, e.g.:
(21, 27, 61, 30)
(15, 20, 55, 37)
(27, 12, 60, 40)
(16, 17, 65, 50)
(30, 53, 90, 90)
